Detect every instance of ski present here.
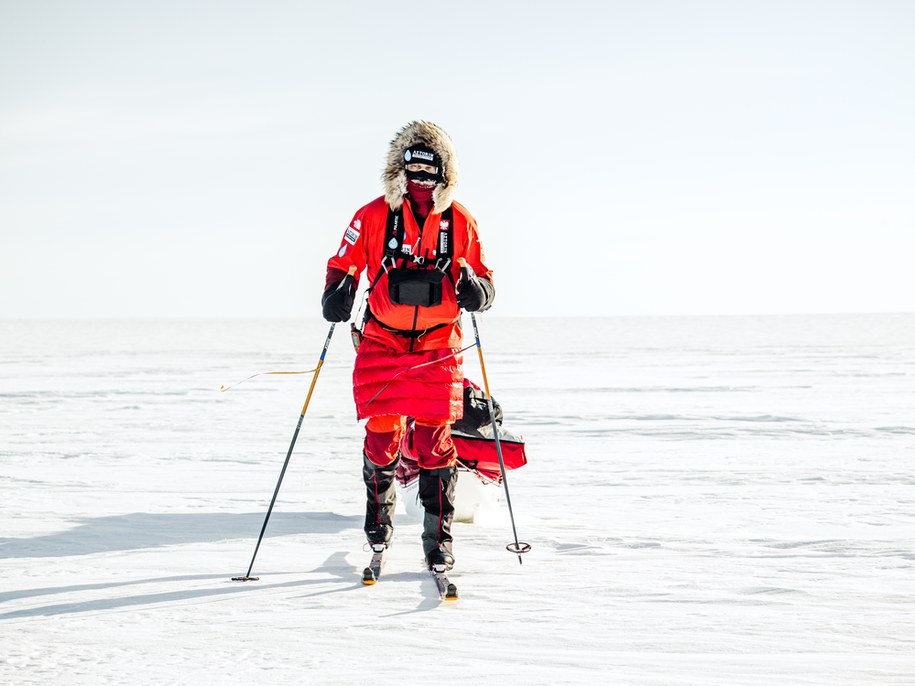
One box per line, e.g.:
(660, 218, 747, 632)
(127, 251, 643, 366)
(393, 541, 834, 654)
(431, 565, 459, 601)
(361, 545, 386, 585)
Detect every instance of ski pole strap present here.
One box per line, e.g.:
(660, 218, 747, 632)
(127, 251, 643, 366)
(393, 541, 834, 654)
(470, 310, 482, 348)
(470, 314, 493, 401)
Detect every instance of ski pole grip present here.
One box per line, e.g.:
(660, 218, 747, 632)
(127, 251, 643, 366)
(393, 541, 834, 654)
(457, 257, 473, 281)
(337, 265, 358, 291)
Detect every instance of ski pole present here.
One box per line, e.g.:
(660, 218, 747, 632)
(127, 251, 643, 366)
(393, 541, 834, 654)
(458, 258, 531, 565)
(232, 267, 355, 582)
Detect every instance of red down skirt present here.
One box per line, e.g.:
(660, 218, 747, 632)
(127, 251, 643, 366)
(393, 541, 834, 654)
(353, 337, 463, 421)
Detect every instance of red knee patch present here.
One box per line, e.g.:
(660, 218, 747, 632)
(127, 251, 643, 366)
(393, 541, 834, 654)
(364, 415, 405, 467)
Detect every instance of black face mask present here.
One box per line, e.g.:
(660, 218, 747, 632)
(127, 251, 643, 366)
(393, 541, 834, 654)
(406, 168, 440, 184)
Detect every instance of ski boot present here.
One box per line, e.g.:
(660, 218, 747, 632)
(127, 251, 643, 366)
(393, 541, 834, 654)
(362, 452, 398, 548)
(425, 546, 455, 572)
(362, 453, 398, 585)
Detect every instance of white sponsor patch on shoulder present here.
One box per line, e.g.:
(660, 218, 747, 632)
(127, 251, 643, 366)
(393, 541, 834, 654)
(338, 245, 347, 258)
(344, 225, 359, 245)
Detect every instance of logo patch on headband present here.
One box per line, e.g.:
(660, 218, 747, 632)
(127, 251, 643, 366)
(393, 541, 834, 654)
(408, 149, 435, 162)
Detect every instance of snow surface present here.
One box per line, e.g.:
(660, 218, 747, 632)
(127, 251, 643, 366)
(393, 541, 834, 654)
(2, 314, 914, 685)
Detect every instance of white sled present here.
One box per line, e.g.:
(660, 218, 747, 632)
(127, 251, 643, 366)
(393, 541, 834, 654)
(397, 470, 502, 524)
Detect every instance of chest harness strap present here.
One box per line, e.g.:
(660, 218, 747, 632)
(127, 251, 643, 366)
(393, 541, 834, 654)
(355, 203, 457, 343)
(368, 204, 454, 291)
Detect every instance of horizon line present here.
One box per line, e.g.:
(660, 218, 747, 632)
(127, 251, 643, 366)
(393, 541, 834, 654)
(2, 311, 914, 322)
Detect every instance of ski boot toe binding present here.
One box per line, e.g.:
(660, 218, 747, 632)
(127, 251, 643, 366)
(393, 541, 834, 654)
(425, 548, 455, 572)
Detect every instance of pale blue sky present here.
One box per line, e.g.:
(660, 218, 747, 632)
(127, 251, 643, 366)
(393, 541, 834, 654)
(2, 0, 913, 317)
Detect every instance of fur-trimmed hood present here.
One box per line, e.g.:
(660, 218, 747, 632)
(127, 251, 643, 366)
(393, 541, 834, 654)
(383, 121, 458, 214)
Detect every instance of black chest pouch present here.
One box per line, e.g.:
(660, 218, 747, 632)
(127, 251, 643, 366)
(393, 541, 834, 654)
(388, 268, 446, 307)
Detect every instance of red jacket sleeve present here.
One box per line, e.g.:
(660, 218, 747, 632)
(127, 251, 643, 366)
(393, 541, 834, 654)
(461, 215, 493, 283)
(325, 209, 369, 288)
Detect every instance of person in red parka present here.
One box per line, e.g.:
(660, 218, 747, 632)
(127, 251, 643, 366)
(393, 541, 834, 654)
(321, 121, 494, 571)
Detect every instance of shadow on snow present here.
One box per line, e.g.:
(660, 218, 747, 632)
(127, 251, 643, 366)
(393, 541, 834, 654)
(0, 552, 365, 620)
(0, 511, 362, 559)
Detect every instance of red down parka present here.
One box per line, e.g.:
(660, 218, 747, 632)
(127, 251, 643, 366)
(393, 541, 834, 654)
(326, 194, 493, 421)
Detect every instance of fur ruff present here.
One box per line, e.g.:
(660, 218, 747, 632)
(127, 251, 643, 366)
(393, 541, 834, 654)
(383, 121, 459, 214)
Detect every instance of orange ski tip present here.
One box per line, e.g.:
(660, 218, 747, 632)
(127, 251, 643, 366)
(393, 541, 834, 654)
(362, 579, 376, 586)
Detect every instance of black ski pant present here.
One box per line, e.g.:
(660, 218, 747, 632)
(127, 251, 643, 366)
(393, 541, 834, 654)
(419, 466, 457, 557)
(362, 452, 397, 545)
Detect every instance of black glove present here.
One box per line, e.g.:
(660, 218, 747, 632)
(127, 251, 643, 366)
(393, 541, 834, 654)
(321, 276, 355, 322)
(456, 274, 494, 312)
